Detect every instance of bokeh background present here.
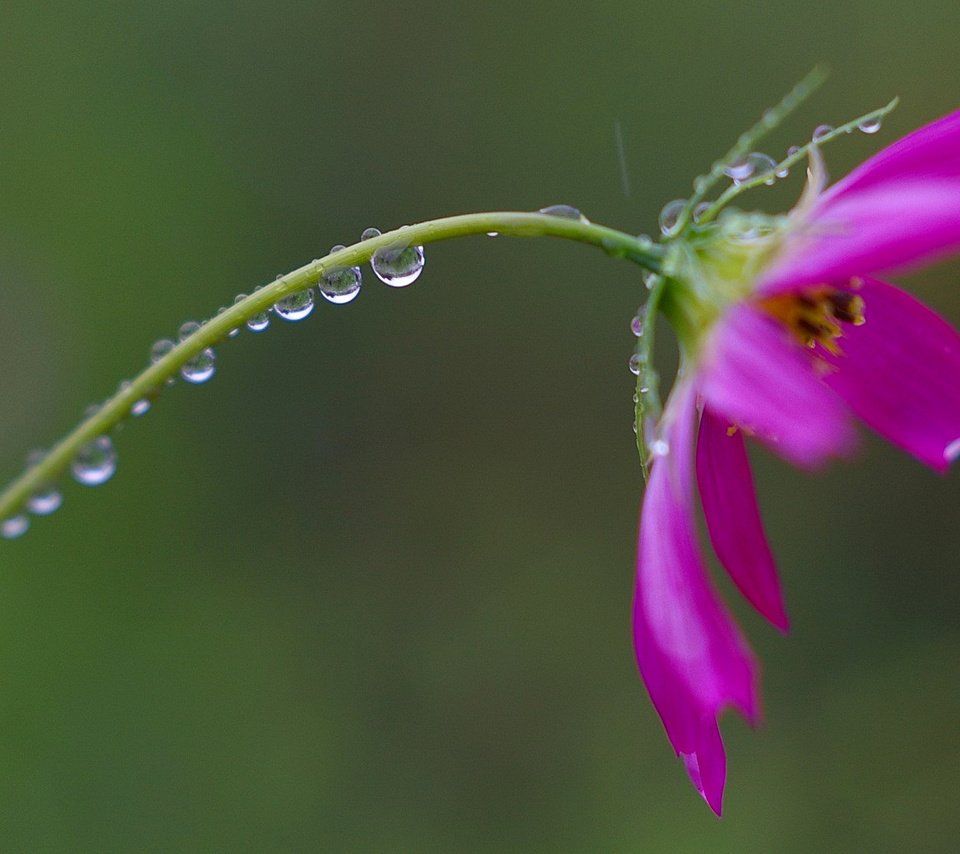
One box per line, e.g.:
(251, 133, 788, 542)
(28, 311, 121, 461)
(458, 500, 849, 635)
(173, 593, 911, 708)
(0, 2, 958, 850)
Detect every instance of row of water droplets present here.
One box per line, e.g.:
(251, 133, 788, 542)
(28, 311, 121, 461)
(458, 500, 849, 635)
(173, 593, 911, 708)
(658, 114, 884, 238)
(2, 228, 427, 539)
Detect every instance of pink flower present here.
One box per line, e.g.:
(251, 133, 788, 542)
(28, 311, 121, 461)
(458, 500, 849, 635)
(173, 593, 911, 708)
(634, 108, 960, 814)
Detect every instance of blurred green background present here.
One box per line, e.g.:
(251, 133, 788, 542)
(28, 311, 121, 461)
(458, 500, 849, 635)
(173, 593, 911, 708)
(1, 1, 958, 850)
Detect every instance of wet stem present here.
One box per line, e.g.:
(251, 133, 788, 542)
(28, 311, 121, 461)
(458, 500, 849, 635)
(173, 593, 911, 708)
(0, 211, 665, 523)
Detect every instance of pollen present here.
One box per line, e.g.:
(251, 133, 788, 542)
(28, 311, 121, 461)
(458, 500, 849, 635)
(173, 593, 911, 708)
(758, 283, 865, 354)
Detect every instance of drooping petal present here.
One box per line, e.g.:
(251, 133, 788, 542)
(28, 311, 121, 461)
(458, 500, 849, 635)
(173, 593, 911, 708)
(698, 305, 857, 467)
(697, 406, 789, 631)
(817, 278, 960, 472)
(633, 378, 758, 816)
(759, 178, 960, 294)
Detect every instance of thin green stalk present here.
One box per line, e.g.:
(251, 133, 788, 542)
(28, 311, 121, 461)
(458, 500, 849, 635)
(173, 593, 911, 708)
(0, 210, 664, 523)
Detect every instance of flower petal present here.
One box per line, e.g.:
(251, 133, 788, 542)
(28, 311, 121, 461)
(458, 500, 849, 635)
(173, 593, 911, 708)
(633, 379, 758, 815)
(759, 179, 960, 294)
(698, 305, 857, 467)
(697, 406, 789, 631)
(818, 278, 960, 472)
(825, 107, 960, 198)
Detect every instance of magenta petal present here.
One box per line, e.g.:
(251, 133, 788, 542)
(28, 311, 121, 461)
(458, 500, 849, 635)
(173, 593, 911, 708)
(682, 717, 726, 815)
(697, 406, 789, 631)
(633, 379, 758, 815)
(823, 107, 960, 199)
(819, 278, 960, 472)
(699, 305, 857, 467)
(759, 179, 960, 293)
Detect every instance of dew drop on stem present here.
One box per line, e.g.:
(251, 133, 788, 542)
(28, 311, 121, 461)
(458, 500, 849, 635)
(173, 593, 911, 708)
(319, 245, 362, 304)
(273, 288, 316, 321)
(371, 245, 425, 288)
(71, 436, 117, 486)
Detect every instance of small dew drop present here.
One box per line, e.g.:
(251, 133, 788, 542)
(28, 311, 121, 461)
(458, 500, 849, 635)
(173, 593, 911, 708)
(628, 353, 645, 376)
(72, 436, 117, 486)
(274, 288, 316, 321)
(775, 163, 790, 179)
(538, 204, 586, 221)
(246, 311, 270, 332)
(361, 227, 382, 241)
(642, 270, 660, 290)
(787, 145, 801, 157)
(1, 516, 29, 539)
(319, 245, 362, 304)
(692, 202, 711, 223)
(371, 245, 425, 288)
(486, 232, 499, 237)
(181, 348, 216, 383)
(217, 306, 241, 338)
(649, 438, 670, 458)
(178, 320, 201, 341)
(658, 199, 686, 236)
(630, 309, 645, 337)
(858, 116, 882, 134)
(812, 124, 833, 142)
(28, 489, 62, 516)
(131, 398, 151, 417)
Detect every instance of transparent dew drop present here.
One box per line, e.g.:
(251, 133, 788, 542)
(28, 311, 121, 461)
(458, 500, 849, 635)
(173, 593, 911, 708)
(649, 438, 670, 458)
(361, 226, 382, 241)
(118, 380, 151, 417)
(28, 489, 62, 516)
(692, 202, 711, 223)
(775, 163, 790, 179)
(235, 293, 270, 332)
(71, 436, 117, 486)
(274, 288, 315, 321)
(538, 204, 586, 221)
(150, 338, 174, 364)
(787, 145, 801, 157)
(630, 308, 645, 337)
(628, 353, 645, 375)
(812, 124, 833, 141)
(178, 320, 201, 341)
(658, 199, 686, 236)
(724, 157, 755, 183)
(486, 232, 499, 237)
(370, 245, 425, 288)
(319, 245, 362, 304)
(642, 270, 660, 290)
(181, 348, 216, 383)
(858, 116, 882, 134)
(747, 152, 778, 184)
(1, 515, 29, 539)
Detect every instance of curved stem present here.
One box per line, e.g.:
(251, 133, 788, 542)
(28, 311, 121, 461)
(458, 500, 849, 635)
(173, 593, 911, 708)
(0, 210, 664, 522)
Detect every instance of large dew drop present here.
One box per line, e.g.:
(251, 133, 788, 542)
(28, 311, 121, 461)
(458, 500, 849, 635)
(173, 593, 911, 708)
(371, 245, 425, 288)
(274, 288, 315, 321)
(360, 227, 382, 241)
(319, 245, 362, 304)
(858, 116, 882, 134)
(181, 348, 216, 383)
(72, 436, 117, 486)
(179, 320, 202, 341)
(150, 339, 175, 363)
(658, 199, 686, 237)
(812, 124, 833, 142)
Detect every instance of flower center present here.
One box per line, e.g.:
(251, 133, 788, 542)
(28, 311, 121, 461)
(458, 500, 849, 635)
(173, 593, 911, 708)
(758, 282, 865, 354)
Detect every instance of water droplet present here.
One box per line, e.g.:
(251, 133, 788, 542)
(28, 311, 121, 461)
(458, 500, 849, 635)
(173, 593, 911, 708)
(812, 124, 833, 142)
(361, 227, 382, 241)
(216, 306, 241, 338)
(692, 202, 711, 223)
(649, 438, 670, 458)
(486, 232, 499, 237)
(945, 437, 960, 462)
(658, 199, 686, 237)
(787, 145, 801, 157)
(274, 288, 316, 321)
(628, 353, 645, 375)
(1, 516, 28, 539)
(72, 436, 117, 486)
(181, 348, 216, 383)
(858, 116, 882, 134)
(724, 157, 754, 183)
(630, 308, 645, 337)
(179, 320, 201, 341)
(371, 245, 425, 288)
(692, 175, 708, 194)
(775, 163, 790, 179)
(538, 204, 586, 221)
(118, 381, 151, 417)
(642, 270, 660, 290)
(234, 293, 269, 332)
(319, 245, 362, 304)
(28, 489, 62, 515)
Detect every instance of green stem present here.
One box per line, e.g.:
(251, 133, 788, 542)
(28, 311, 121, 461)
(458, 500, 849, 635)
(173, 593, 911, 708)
(0, 210, 664, 523)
